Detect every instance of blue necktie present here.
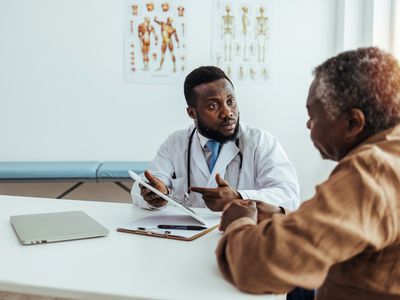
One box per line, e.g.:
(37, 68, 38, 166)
(206, 140, 220, 172)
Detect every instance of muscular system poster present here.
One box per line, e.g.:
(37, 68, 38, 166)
(125, 1, 187, 83)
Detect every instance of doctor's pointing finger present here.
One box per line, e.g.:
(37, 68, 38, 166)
(190, 173, 242, 211)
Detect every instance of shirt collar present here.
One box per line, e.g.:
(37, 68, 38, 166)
(196, 131, 211, 149)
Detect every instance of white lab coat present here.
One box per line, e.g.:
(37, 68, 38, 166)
(132, 123, 300, 211)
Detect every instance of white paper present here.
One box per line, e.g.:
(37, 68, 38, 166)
(119, 211, 221, 239)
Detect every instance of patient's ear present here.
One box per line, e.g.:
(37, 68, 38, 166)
(186, 106, 196, 120)
(345, 108, 365, 138)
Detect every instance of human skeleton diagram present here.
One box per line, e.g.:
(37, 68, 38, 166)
(177, 6, 185, 17)
(222, 5, 234, 62)
(212, 2, 270, 81)
(241, 6, 249, 61)
(138, 17, 158, 71)
(154, 16, 180, 72)
(255, 6, 268, 63)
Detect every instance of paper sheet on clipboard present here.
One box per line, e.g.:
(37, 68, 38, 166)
(117, 212, 221, 241)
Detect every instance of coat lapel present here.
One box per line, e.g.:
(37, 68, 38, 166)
(191, 133, 210, 178)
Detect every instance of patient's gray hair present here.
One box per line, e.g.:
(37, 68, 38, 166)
(313, 47, 400, 135)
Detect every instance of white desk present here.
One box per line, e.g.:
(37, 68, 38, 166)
(0, 195, 285, 300)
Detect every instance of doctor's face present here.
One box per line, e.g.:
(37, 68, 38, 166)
(187, 78, 239, 143)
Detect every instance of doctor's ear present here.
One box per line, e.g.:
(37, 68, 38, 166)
(186, 106, 196, 120)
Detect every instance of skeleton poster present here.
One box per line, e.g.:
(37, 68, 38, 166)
(125, 1, 187, 83)
(212, 1, 270, 82)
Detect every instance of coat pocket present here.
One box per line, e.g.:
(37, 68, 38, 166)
(170, 177, 187, 201)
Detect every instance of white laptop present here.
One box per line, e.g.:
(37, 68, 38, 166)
(10, 210, 109, 245)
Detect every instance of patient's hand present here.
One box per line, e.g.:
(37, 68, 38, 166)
(140, 171, 168, 208)
(190, 173, 241, 211)
(219, 199, 257, 231)
(253, 200, 285, 223)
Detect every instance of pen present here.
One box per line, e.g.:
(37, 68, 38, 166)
(157, 225, 207, 230)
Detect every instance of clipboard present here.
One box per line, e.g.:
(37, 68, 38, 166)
(117, 213, 221, 241)
(117, 225, 218, 241)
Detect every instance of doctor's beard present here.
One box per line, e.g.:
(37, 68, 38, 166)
(196, 114, 240, 144)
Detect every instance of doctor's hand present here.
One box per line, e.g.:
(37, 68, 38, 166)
(139, 171, 168, 208)
(190, 173, 242, 212)
(219, 199, 257, 232)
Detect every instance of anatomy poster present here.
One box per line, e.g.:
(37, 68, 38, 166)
(212, 1, 270, 82)
(125, 1, 187, 83)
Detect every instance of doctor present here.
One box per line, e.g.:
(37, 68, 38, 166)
(131, 66, 299, 211)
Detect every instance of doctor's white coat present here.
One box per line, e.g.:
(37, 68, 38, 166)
(132, 123, 300, 211)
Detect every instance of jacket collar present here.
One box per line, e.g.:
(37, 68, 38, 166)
(345, 123, 400, 158)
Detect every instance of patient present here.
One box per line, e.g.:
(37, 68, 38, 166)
(216, 47, 400, 300)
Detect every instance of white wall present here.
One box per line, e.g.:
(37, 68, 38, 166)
(1, 0, 388, 201)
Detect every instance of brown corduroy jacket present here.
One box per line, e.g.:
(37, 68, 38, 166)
(216, 125, 400, 300)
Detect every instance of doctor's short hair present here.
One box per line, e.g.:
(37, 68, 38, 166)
(313, 47, 400, 136)
(184, 66, 234, 106)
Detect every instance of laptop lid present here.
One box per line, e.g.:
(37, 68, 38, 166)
(10, 210, 109, 245)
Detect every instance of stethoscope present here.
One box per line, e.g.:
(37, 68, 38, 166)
(186, 128, 243, 194)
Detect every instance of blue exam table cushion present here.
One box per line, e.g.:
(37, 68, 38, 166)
(0, 161, 101, 179)
(97, 161, 149, 179)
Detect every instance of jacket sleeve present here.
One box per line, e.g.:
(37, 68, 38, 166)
(216, 159, 396, 294)
(238, 133, 300, 211)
